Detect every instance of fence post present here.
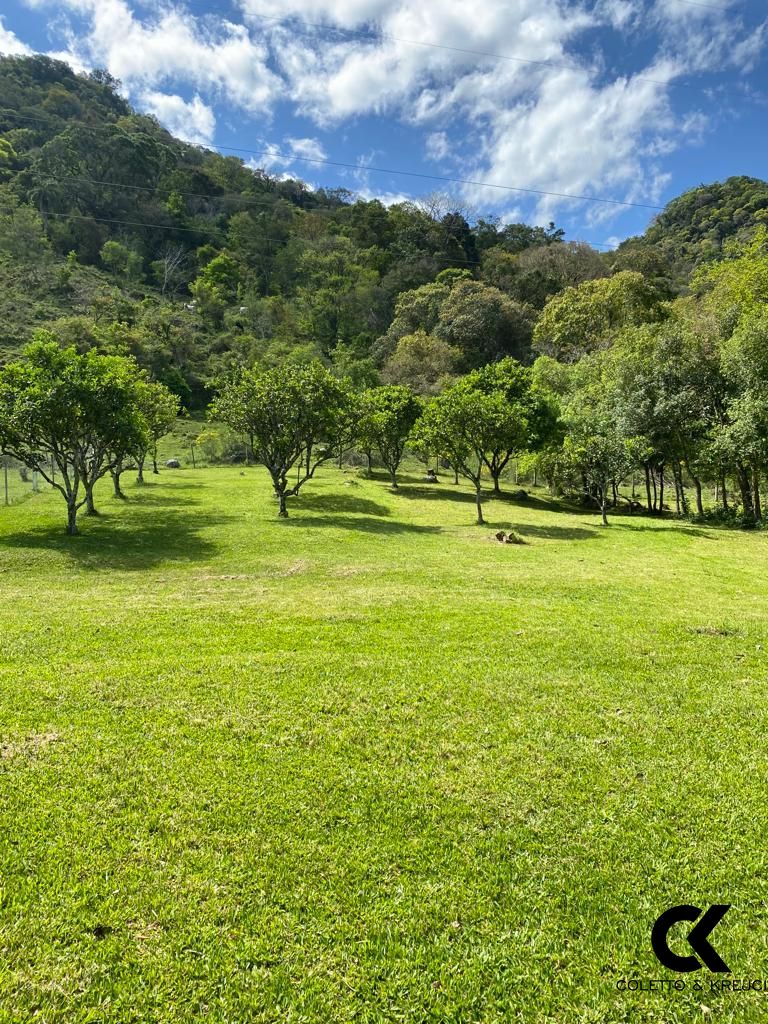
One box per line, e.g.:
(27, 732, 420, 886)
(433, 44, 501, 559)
(3, 456, 8, 506)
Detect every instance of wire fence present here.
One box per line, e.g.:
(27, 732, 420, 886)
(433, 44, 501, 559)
(1, 455, 44, 506)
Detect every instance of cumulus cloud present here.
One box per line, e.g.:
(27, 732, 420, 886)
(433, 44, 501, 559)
(0, 17, 32, 55)
(251, 136, 328, 171)
(139, 91, 216, 146)
(240, 0, 766, 217)
(5, 0, 768, 225)
(23, 0, 281, 113)
(286, 136, 328, 162)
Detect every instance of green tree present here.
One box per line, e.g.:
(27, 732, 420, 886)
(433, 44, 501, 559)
(468, 358, 560, 494)
(135, 379, 181, 482)
(0, 338, 146, 533)
(100, 240, 143, 284)
(211, 362, 355, 517)
(436, 279, 535, 367)
(411, 380, 520, 525)
(561, 425, 639, 526)
(381, 330, 460, 395)
(534, 271, 666, 362)
(359, 385, 422, 488)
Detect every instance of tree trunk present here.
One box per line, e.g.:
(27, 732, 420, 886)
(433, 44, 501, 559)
(137, 457, 145, 485)
(737, 464, 755, 522)
(277, 489, 288, 518)
(644, 463, 652, 512)
(721, 473, 728, 512)
(366, 451, 372, 475)
(692, 476, 704, 517)
(475, 487, 484, 525)
(492, 470, 501, 496)
(152, 450, 159, 474)
(84, 484, 98, 516)
(454, 467, 459, 485)
(66, 500, 79, 536)
(611, 481, 618, 508)
(533, 468, 538, 488)
(679, 475, 688, 516)
(600, 490, 608, 527)
(658, 465, 665, 512)
(753, 466, 762, 521)
(110, 468, 124, 499)
(389, 468, 398, 489)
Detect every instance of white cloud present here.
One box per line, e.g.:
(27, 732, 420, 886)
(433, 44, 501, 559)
(426, 131, 449, 161)
(5, 0, 768, 226)
(23, 0, 282, 113)
(0, 17, 32, 55)
(240, 0, 392, 26)
(286, 136, 327, 161)
(354, 186, 415, 206)
(241, 0, 766, 218)
(139, 91, 216, 145)
(249, 136, 327, 171)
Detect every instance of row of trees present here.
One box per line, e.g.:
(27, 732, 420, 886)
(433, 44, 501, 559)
(2, 223, 766, 534)
(211, 359, 556, 525)
(209, 224, 768, 528)
(532, 225, 768, 526)
(0, 337, 178, 533)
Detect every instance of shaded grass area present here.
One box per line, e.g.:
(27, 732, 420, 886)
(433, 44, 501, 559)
(1, 467, 768, 1022)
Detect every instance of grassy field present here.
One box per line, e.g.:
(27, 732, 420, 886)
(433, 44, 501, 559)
(1, 464, 767, 1023)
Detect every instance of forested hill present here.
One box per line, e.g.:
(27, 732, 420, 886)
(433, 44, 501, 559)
(614, 176, 768, 285)
(1, 53, 767, 407)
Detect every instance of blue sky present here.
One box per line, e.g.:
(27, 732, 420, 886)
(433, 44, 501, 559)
(0, 0, 766, 247)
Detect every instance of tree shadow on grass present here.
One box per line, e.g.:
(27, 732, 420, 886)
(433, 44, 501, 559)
(279, 514, 441, 535)
(0, 508, 227, 570)
(490, 492, 582, 515)
(396, 484, 477, 505)
(608, 520, 716, 538)
(511, 523, 601, 542)
(396, 485, 592, 522)
(110, 490, 204, 510)
(291, 493, 392, 516)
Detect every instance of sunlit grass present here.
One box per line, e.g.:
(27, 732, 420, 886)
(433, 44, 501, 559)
(1, 465, 767, 1023)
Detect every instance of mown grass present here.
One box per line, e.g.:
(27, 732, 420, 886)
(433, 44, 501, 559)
(1, 465, 767, 1023)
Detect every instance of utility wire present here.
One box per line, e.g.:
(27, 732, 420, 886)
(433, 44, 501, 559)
(29, 171, 641, 243)
(0, 204, 618, 257)
(0, 109, 665, 212)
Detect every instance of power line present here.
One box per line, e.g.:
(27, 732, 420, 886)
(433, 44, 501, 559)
(34, 173, 293, 211)
(0, 203, 619, 260)
(35, 170, 651, 235)
(208, 145, 666, 211)
(0, 109, 665, 212)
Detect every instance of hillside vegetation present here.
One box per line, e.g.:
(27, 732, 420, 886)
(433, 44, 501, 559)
(2, 54, 768, 407)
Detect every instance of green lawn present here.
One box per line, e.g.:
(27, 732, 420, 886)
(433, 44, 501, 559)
(1, 466, 767, 1023)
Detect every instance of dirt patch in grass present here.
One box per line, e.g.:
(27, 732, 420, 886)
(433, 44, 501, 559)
(0, 731, 61, 761)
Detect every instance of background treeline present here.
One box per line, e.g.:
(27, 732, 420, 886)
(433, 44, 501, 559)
(2, 54, 768, 527)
